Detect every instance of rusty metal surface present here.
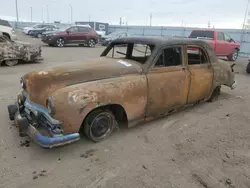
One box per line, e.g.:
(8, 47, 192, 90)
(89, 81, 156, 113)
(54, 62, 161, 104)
(24, 57, 143, 106)
(51, 75, 147, 133)
(0, 35, 42, 64)
(20, 37, 235, 134)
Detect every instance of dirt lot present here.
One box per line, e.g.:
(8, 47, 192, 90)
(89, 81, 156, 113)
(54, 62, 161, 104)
(0, 33, 250, 188)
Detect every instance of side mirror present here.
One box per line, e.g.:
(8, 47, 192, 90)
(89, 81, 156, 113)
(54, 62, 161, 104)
(66, 30, 70, 34)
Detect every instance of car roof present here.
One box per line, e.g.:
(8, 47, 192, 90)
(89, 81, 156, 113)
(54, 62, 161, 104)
(111, 36, 211, 47)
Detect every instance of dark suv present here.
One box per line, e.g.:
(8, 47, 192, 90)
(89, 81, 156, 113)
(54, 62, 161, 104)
(41, 25, 99, 47)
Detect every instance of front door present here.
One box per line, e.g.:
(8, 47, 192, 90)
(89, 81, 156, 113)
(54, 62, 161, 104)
(186, 45, 213, 104)
(146, 46, 190, 117)
(65, 26, 80, 43)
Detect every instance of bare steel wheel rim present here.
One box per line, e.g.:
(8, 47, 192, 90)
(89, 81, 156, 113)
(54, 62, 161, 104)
(5, 60, 18, 66)
(56, 38, 64, 47)
(37, 34, 42, 38)
(88, 39, 95, 47)
(232, 50, 238, 61)
(89, 112, 113, 141)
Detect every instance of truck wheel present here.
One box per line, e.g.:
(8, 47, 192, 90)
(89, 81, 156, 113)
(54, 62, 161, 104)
(246, 62, 250, 74)
(83, 109, 116, 142)
(227, 49, 238, 61)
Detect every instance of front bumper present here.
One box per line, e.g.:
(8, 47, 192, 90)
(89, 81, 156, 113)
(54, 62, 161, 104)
(7, 96, 80, 148)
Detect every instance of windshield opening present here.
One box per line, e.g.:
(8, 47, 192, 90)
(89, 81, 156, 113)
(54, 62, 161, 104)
(103, 43, 155, 64)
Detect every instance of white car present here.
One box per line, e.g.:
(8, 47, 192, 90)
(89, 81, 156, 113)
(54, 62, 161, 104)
(0, 20, 17, 40)
(23, 24, 51, 35)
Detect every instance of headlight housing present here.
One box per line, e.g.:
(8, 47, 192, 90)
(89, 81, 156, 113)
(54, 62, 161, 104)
(46, 96, 56, 116)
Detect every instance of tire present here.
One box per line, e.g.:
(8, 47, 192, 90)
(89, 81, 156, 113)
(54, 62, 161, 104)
(56, 38, 65, 47)
(246, 62, 250, 74)
(87, 38, 96, 48)
(5, 60, 18, 66)
(227, 49, 238, 61)
(3, 33, 10, 40)
(207, 86, 221, 102)
(37, 33, 42, 38)
(83, 109, 117, 142)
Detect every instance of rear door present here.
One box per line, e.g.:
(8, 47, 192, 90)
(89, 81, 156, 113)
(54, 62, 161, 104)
(78, 26, 91, 43)
(216, 32, 230, 55)
(186, 45, 213, 104)
(146, 45, 190, 117)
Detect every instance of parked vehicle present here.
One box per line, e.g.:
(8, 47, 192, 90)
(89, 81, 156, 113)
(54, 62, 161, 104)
(7, 36, 236, 148)
(189, 30, 240, 61)
(23, 24, 52, 35)
(41, 25, 98, 47)
(247, 59, 250, 73)
(100, 31, 131, 46)
(29, 25, 58, 38)
(0, 19, 17, 40)
(0, 34, 42, 66)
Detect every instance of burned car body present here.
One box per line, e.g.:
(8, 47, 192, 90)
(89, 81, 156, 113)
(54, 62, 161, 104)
(7, 36, 236, 148)
(0, 35, 42, 66)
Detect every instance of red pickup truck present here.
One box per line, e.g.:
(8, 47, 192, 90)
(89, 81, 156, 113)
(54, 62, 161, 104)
(188, 30, 240, 61)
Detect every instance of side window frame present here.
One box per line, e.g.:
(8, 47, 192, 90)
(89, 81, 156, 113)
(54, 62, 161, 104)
(186, 44, 211, 65)
(150, 45, 184, 69)
(218, 32, 225, 41)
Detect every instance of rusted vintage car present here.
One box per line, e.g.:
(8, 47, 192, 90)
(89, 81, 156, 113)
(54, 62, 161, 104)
(0, 34, 42, 66)
(7, 36, 236, 148)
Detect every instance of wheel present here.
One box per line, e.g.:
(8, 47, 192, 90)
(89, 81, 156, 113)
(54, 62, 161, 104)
(246, 62, 250, 74)
(27, 31, 31, 35)
(207, 86, 221, 102)
(227, 49, 238, 61)
(83, 109, 117, 142)
(56, 38, 65, 47)
(3, 33, 10, 40)
(37, 33, 42, 38)
(5, 60, 18, 66)
(87, 38, 96, 48)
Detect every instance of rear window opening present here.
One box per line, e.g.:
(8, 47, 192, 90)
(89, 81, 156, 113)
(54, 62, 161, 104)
(187, 46, 209, 65)
(189, 31, 214, 40)
(104, 43, 155, 64)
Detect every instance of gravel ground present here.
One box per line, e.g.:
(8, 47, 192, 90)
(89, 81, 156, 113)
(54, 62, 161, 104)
(0, 33, 250, 188)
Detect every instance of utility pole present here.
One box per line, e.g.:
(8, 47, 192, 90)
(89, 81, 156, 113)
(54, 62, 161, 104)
(150, 13, 152, 26)
(46, 5, 49, 23)
(88, 15, 91, 22)
(208, 21, 211, 28)
(15, 0, 19, 28)
(42, 8, 44, 22)
(30, 7, 33, 22)
(69, 4, 73, 24)
(119, 17, 122, 25)
(240, 0, 250, 43)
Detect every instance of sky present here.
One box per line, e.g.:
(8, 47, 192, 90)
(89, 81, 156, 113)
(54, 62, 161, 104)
(0, 0, 249, 29)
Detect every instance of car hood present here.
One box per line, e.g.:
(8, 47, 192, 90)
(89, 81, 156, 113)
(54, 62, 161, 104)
(23, 57, 142, 105)
(14, 40, 41, 48)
